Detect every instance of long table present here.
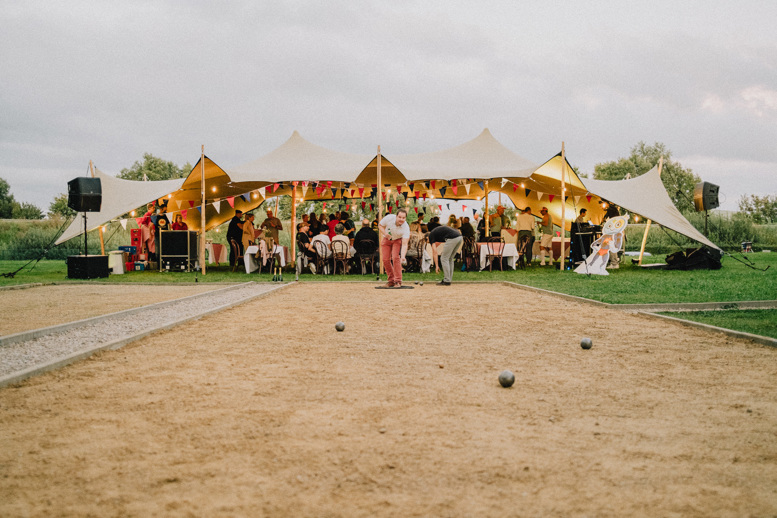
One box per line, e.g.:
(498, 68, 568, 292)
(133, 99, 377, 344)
(244, 243, 289, 273)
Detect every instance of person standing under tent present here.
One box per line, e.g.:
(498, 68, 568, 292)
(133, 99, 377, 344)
(242, 213, 257, 251)
(379, 209, 410, 288)
(428, 225, 463, 286)
(171, 213, 188, 230)
(227, 209, 244, 268)
(538, 206, 554, 266)
(261, 209, 283, 244)
(517, 207, 536, 264)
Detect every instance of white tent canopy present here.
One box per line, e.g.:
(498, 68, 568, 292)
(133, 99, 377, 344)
(582, 166, 720, 250)
(54, 168, 184, 245)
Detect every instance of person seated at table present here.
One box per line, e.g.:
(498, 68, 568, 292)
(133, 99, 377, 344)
(426, 216, 441, 232)
(171, 213, 188, 230)
(308, 212, 321, 237)
(331, 223, 354, 258)
(310, 223, 332, 258)
(327, 213, 338, 239)
(460, 216, 475, 239)
(371, 219, 379, 231)
(339, 211, 356, 243)
(296, 221, 317, 273)
(447, 214, 460, 229)
(354, 218, 379, 248)
(406, 223, 424, 263)
(416, 212, 425, 225)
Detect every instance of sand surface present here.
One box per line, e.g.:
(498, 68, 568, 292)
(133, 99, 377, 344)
(0, 284, 230, 336)
(1, 282, 776, 517)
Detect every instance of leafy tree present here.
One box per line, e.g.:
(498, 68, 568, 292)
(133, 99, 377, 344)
(0, 177, 16, 218)
(738, 194, 777, 224)
(12, 201, 44, 219)
(593, 142, 700, 212)
(48, 193, 76, 218)
(117, 153, 192, 181)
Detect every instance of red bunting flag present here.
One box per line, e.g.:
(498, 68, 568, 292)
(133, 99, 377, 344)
(414, 207, 418, 213)
(452, 179, 457, 187)
(414, 191, 420, 198)
(462, 205, 467, 211)
(431, 180, 436, 189)
(345, 204, 350, 211)
(181, 209, 188, 219)
(362, 201, 366, 210)
(586, 195, 592, 203)
(135, 217, 142, 227)
(548, 195, 555, 203)
(382, 192, 386, 201)
(388, 206, 393, 213)
(438, 205, 442, 211)
(513, 184, 518, 192)
(327, 181, 332, 188)
(350, 190, 354, 197)
(227, 197, 235, 208)
(188, 200, 195, 208)
(452, 186, 458, 195)
(323, 202, 327, 209)
(273, 183, 279, 192)
(395, 200, 399, 207)
(422, 193, 427, 200)
(359, 187, 365, 198)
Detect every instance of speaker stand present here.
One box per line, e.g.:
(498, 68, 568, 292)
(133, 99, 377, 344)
(83, 212, 89, 256)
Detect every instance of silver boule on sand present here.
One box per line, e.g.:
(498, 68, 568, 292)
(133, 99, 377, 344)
(335, 322, 345, 332)
(498, 370, 515, 388)
(580, 337, 593, 349)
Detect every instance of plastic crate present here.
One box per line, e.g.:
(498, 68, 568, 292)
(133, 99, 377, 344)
(133, 262, 145, 271)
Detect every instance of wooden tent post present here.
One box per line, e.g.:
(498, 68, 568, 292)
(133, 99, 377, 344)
(89, 160, 105, 255)
(638, 157, 663, 266)
(200, 145, 206, 275)
(290, 182, 297, 269)
(377, 145, 383, 276)
(560, 143, 566, 271)
(484, 180, 489, 237)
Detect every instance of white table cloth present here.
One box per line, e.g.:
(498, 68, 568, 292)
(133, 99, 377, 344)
(205, 242, 228, 264)
(479, 243, 520, 270)
(245, 243, 287, 273)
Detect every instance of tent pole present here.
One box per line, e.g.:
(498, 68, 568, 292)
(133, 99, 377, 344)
(291, 182, 297, 272)
(484, 180, 489, 237)
(377, 146, 383, 276)
(89, 160, 105, 255)
(200, 145, 206, 276)
(560, 143, 566, 271)
(638, 156, 663, 266)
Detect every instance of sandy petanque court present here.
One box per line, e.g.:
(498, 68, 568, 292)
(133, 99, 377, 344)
(1, 282, 776, 516)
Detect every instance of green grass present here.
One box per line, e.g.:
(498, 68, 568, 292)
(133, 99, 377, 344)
(1, 252, 775, 306)
(657, 309, 777, 339)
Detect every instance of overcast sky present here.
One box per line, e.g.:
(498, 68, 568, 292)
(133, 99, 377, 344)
(1, 0, 775, 211)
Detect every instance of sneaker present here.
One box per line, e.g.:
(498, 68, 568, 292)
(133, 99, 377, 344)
(437, 281, 451, 286)
(309, 263, 316, 274)
(383, 282, 395, 288)
(540, 262, 546, 266)
(606, 264, 619, 269)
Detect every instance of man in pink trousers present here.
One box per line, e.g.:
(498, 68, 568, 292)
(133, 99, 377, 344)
(379, 209, 410, 288)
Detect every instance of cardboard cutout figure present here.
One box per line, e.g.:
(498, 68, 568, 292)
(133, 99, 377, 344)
(574, 216, 628, 276)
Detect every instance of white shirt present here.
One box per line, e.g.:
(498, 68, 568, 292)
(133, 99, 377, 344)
(517, 213, 535, 232)
(310, 234, 332, 256)
(379, 214, 410, 240)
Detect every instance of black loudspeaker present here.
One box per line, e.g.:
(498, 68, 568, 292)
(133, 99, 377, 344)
(694, 182, 720, 212)
(68, 177, 102, 212)
(160, 231, 198, 259)
(67, 255, 110, 279)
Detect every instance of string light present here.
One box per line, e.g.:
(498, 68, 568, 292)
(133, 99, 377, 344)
(130, 210, 136, 216)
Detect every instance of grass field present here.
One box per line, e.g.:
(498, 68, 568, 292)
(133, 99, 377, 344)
(658, 309, 777, 339)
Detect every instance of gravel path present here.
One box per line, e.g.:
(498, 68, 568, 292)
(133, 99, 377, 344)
(0, 282, 287, 382)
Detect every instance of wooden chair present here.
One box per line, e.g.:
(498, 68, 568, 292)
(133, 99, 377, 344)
(462, 236, 480, 271)
(312, 240, 330, 274)
(405, 236, 427, 273)
(485, 236, 505, 271)
(229, 239, 244, 272)
(516, 235, 531, 270)
(354, 239, 378, 275)
(331, 240, 350, 275)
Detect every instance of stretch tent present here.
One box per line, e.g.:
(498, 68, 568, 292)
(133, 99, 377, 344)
(55, 130, 719, 252)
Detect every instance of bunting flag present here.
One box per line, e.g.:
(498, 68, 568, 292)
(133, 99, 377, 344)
(323, 202, 327, 209)
(536, 191, 543, 200)
(166, 213, 174, 222)
(396, 184, 402, 193)
(414, 207, 418, 213)
(182, 209, 188, 219)
(462, 205, 467, 211)
(359, 187, 365, 198)
(362, 201, 366, 210)
(241, 193, 251, 202)
(150, 215, 158, 225)
(548, 195, 555, 203)
(513, 184, 518, 192)
(273, 183, 280, 192)
(345, 204, 350, 211)
(431, 180, 436, 189)
(213, 200, 221, 213)
(327, 181, 332, 188)
(401, 192, 408, 200)
(525, 188, 531, 198)
(575, 196, 581, 205)
(478, 181, 484, 191)
(414, 191, 420, 198)
(388, 206, 393, 213)
(120, 219, 128, 229)
(301, 183, 308, 196)
(565, 196, 569, 202)
(452, 185, 458, 195)
(370, 204, 374, 212)
(259, 187, 266, 199)
(395, 200, 399, 208)
(188, 200, 195, 208)
(408, 183, 414, 192)
(175, 199, 182, 209)
(422, 193, 427, 200)
(350, 190, 355, 197)
(464, 183, 471, 195)
(332, 188, 338, 198)
(438, 205, 442, 211)
(227, 196, 235, 208)
(195, 206, 202, 214)
(501, 178, 508, 188)
(135, 217, 142, 227)
(439, 186, 447, 198)
(586, 195, 592, 203)
(382, 192, 386, 201)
